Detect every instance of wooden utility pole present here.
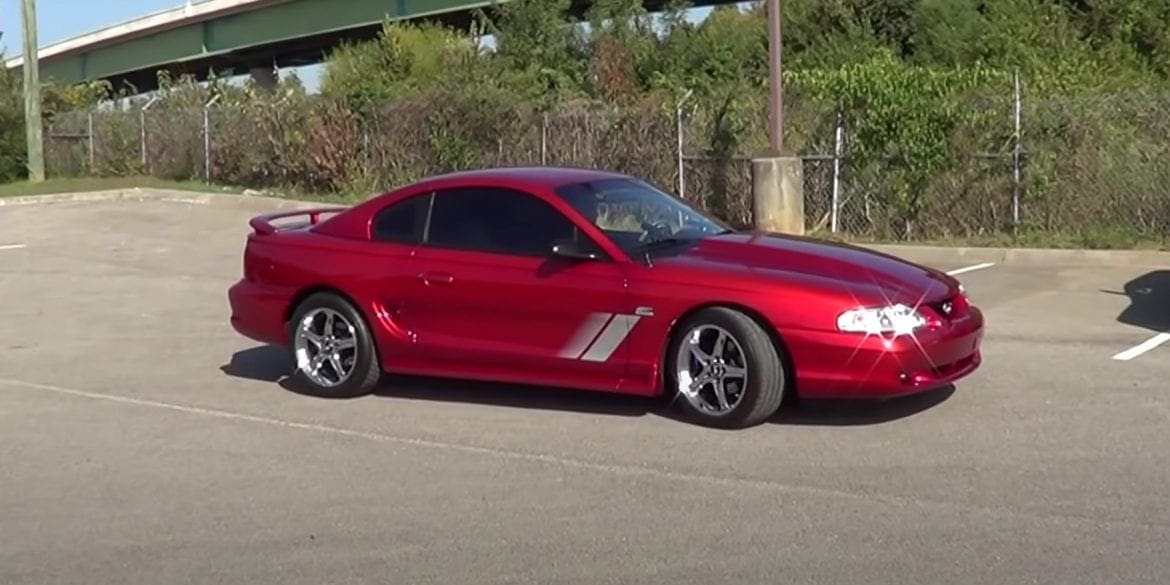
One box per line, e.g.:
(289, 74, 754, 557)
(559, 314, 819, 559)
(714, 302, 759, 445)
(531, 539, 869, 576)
(22, 0, 44, 182)
(751, 0, 802, 236)
(765, 0, 785, 155)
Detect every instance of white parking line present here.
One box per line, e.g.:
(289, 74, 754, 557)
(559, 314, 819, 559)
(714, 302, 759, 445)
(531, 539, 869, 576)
(0, 244, 27, 251)
(0, 381, 1154, 526)
(947, 262, 995, 276)
(1112, 332, 1170, 361)
(0, 377, 910, 500)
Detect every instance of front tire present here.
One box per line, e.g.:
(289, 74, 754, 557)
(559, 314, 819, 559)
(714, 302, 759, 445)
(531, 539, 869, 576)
(286, 292, 382, 398)
(665, 307, 787, 429)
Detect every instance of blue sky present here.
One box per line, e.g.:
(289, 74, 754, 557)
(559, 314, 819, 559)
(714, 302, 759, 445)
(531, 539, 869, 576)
(1, 0, 182, 51)
(1, 0, 717, 91)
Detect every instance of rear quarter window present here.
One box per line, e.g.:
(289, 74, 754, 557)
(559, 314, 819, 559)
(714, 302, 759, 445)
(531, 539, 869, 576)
(371, 193, 431, 244)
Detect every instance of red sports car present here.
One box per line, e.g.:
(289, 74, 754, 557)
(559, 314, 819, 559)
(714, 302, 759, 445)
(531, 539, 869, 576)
(228, 167, 983, 428)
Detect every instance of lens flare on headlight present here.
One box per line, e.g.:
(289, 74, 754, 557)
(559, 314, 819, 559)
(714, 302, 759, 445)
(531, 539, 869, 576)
(833, 269, 953, 390)
(836, 303, 925, 337)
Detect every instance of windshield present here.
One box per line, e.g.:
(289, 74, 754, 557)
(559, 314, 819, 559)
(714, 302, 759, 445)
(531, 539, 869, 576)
(554, 178, 733, 256)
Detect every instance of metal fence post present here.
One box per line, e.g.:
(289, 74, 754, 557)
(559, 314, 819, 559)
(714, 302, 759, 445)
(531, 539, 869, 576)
(140, 96, 158, 172)
(140, 110, 147, 170)
(203, 94, 222, 183)
(540, 113, 548, 166)
(831, 109, 845, 233)
(363, 123, 370, 168)
(87, 111, 95, 170)
(676, 89, 693, 198)
(1012, 69, 1022, 229)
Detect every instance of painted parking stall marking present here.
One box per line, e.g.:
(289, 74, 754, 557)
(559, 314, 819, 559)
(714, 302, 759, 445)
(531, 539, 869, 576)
(930, 259, 1167, 363)
(1112, 332, 1170, 361)
(947, 262, 996, 276)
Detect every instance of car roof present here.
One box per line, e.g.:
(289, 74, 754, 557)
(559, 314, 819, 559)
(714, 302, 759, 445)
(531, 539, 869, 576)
(317, 166, 641, 243)
(411, 166, 633, 189)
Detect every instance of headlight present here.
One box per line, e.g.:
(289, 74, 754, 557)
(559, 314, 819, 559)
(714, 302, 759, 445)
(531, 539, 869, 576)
(836, 303, 925, 336)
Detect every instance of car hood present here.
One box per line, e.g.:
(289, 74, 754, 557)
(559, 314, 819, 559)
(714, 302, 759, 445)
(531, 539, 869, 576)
(659, 232, 958, 304)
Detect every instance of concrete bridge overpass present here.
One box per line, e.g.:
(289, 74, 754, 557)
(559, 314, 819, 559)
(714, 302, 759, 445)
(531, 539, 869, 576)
(4, 0, 732, 94)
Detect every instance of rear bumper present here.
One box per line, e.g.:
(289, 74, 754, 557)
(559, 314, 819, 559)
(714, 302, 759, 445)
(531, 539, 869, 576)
(786, 307, 985, 399)
(228, 279, 290, 346)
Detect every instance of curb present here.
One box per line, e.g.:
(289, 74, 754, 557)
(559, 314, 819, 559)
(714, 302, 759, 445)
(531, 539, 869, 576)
(4, 187, 1169, 268)
(862, 243, 1170, 268)
(0, 187, 328, 210)
(0, 187, 199, 206)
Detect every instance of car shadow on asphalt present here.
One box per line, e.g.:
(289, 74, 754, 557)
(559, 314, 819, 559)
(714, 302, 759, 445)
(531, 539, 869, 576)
(220, 345, 954, 427)
(1103, 270, 1170, 333)
(219, 345, 652, 417)
(219, 344, 290, 382)
(769, 387, 955, 426)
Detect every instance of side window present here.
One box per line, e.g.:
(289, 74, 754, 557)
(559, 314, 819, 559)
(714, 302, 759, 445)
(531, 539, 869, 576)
(426, 187, 595, 258)
(371, 193, 431, 244)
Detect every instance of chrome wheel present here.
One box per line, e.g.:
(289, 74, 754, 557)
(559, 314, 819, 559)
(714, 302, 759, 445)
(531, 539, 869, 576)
(674, 324, 749, 416)
(293, 307, 358, 388)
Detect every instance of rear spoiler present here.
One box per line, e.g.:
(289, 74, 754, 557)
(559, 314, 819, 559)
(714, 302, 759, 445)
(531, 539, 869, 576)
(248, 207, 348, 236)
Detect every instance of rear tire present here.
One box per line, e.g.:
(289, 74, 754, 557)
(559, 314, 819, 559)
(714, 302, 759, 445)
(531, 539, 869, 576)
(286, 292, 382, 398)
(665, 307, 786, 429)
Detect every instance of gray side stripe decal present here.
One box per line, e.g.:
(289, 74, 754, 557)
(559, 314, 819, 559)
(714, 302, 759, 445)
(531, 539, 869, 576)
(558, 312, 614, 359)
(579, 314, 641, 362)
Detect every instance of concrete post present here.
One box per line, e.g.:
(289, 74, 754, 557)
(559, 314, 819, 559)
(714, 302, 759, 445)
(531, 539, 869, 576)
(751, 156, 805, 235)
(249, 65, 278, 89)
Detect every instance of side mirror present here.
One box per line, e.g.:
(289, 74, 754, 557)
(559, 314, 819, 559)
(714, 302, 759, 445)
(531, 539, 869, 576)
(551, 240, 603, 261)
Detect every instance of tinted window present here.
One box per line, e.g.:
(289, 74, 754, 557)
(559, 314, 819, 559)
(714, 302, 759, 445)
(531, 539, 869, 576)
(426, 187, 591, 257)
(372, 193, 431, 244)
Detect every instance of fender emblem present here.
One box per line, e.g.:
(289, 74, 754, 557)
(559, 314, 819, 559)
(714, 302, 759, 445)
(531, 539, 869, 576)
(634, 306, 655, 317)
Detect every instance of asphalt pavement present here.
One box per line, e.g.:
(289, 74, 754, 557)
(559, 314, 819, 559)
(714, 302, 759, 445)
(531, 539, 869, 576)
(1, 193, 1168, 584)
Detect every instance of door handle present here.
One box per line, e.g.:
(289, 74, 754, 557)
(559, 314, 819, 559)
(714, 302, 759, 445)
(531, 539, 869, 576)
(420, 271, 454, 286)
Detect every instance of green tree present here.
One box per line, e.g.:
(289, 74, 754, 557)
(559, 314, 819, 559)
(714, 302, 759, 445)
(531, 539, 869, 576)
(791, 53, 1007, 236)
(908, 0, 987, 66)
(783, 0, 913, 68)
(0, 52, 26, 183)
(41, 79, 111, 122)
(321, 19, 484, 111)
(485, 0, 589, 108)
(583, 0, 656, 102)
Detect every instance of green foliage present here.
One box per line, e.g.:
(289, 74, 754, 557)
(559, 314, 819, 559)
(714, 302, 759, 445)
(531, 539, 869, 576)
(582, 0, 654, 102)
(790, 53, 1010, 235)
(907, 0, 987, 66)
(485, 0, 589, 109)
(320, 19, 483, 111)
(41, 80, 111, 122)
(0, 52, 26, 183)
(19, 0, 1170, 245)
(784, 0, 915, 67)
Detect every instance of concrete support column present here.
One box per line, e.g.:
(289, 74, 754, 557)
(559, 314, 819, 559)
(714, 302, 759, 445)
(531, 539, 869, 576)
(750, 156, 805, 235)
(249, 65, 278, 89)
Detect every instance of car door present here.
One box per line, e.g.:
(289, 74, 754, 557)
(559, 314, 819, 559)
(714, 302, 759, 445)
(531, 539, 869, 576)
(403, 185, 633, 391)
(361, 189, 432, 364)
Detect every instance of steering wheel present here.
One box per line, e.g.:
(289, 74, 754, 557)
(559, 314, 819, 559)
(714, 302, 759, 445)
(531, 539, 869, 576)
(639, 220, 674, 242)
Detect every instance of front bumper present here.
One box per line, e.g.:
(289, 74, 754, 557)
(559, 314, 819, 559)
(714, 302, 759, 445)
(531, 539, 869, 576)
(786, 306, 985, 399)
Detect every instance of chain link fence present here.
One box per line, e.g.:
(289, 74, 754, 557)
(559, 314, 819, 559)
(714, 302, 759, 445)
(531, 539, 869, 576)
(42, 85, 1170, 243)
